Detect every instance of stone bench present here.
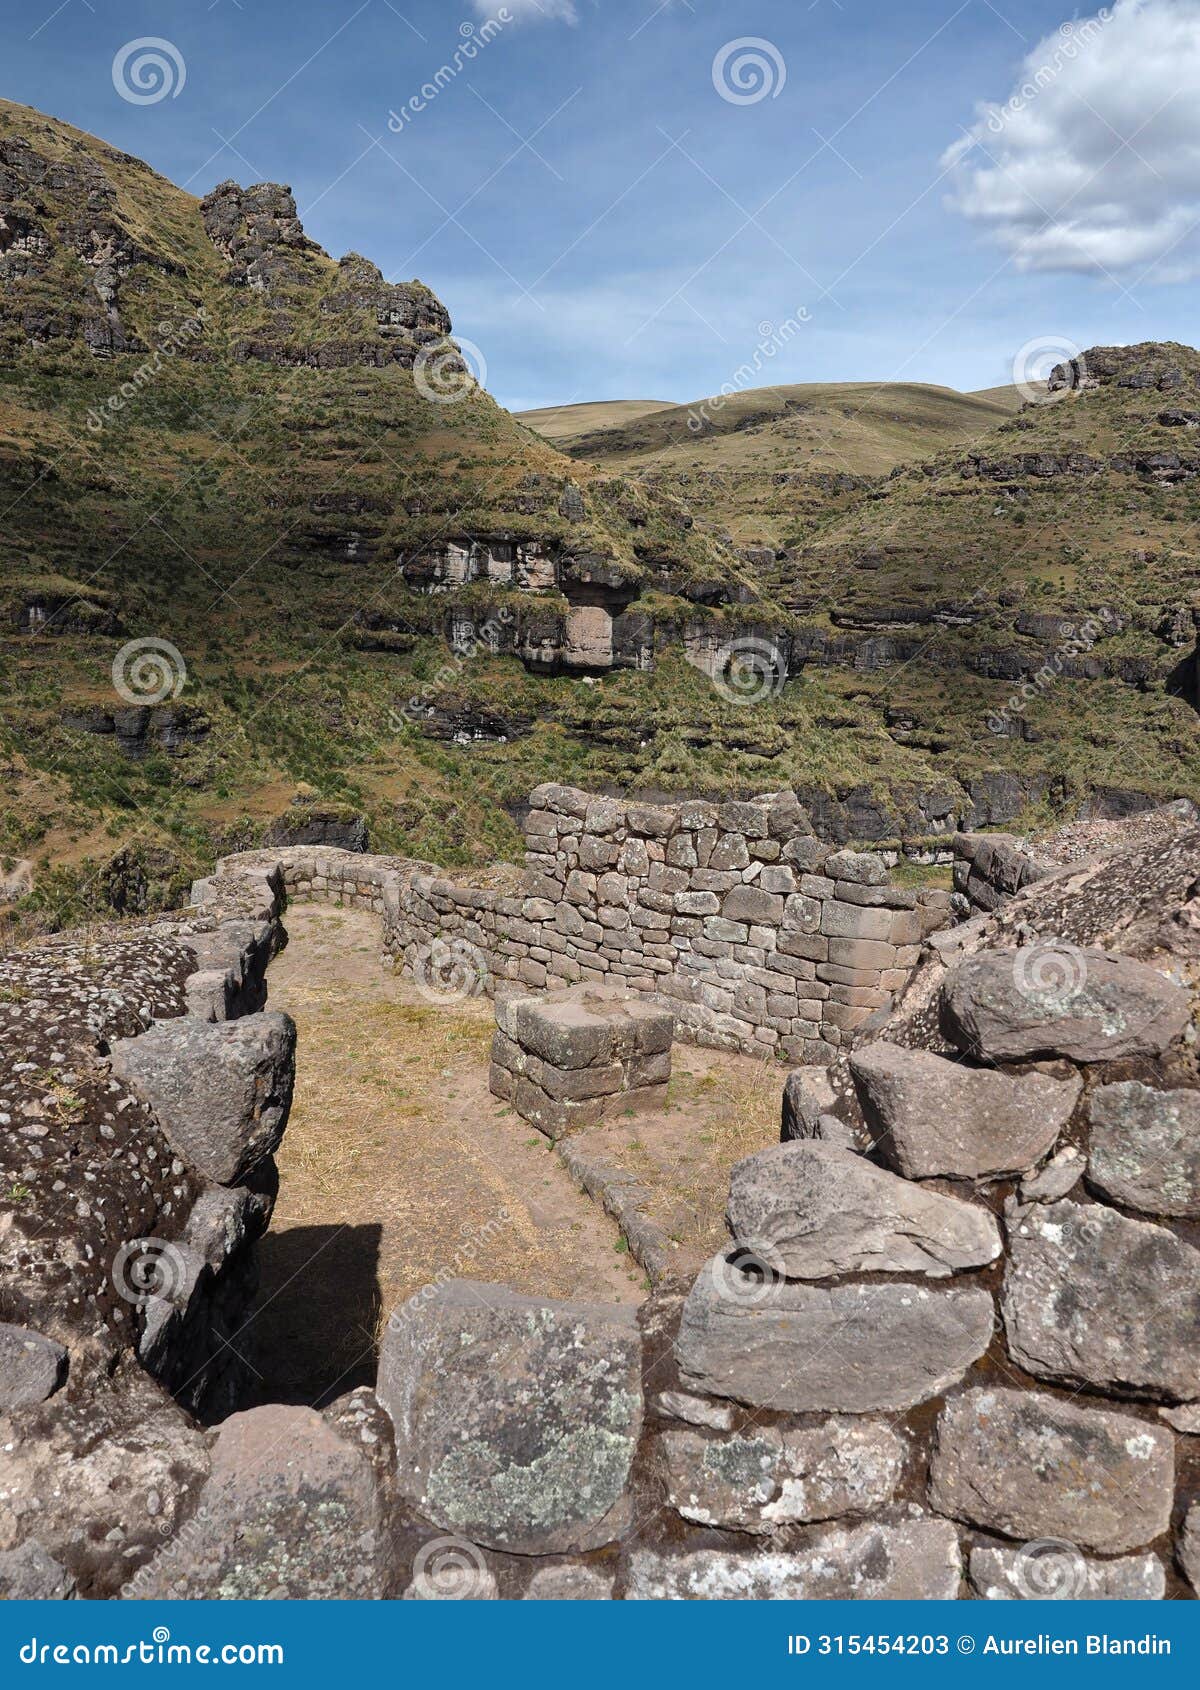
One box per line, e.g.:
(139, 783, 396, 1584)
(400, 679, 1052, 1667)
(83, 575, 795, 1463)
(489, 985, 674, 1138)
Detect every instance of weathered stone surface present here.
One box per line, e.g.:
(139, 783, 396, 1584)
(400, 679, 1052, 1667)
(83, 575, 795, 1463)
(969, 1544, 1165, 1600)
(927, 1387, 1173, 1553)
(726, 1143, 1000, 1278)
(109, 1011, 296, 1185)
(124, 1405, 394, 1600)
(676, 1262, 993, 1412)
(0, 1540, 77, 1600)
(524, 1564, 614, 1600)
(659, 1419, 905, 1531)
(780, 1066, 843, 1143)
(0, 1365, 210, 1599)
(850, 1043, 1080, 1178)
(378, 1281, 643, 1554)
(1088, 1081, 1200, 1216)
(1003, 1199, 1200, 1400)
(1019, 1145, 1085, 1203)
(0, 1324, 67, 1412)
(1160, 1402, 1200, 1433)
(652, 1390, 734, 1431)
(942, 948, 1191, 1063)
(624, 1519, 962, 1600)
(1180, 1501, 1200, 1594)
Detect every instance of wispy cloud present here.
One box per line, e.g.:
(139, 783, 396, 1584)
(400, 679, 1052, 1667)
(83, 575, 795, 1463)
(474, 0, 579, 23)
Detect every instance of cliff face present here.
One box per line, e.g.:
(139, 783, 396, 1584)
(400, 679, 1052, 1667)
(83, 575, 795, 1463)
(2, 96, 1199, 923)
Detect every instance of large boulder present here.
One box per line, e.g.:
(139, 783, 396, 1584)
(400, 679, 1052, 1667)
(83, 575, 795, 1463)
(624, 1519, 962, 1600)
(0, 1364, 210, 1599)
(849, 1044, 1081, 1178)
(942, 947, 1190, 1063)
(124, 1405, 395, 1599)
(726, 1142, 1000, 1278)
(927, 1387, 1173, 1554)
(0, 1324, 67, 1412)
(658, 1419, 905, 1531)
(1087, 1081, 1200, 1216)
(108, 1011, 296, 1185)
(377, 1281, 643, 1555)
(969, 1545, 1165, 1600)
(0, 1540, 77, 1600)
(675, 1261, 994, 1412)
(1003, 1198, 1200, 1400)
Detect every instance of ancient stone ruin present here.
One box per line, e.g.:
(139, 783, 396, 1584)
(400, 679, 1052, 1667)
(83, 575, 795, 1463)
(1, 791, 1198, 1600)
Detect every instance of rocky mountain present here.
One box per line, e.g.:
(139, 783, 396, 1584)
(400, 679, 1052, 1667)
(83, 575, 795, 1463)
(1, 97, 1198, 929)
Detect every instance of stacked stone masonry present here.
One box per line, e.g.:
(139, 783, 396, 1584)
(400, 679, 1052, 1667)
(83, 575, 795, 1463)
(217, 783, 950, 1064)
(3, 806, 1198, 1600)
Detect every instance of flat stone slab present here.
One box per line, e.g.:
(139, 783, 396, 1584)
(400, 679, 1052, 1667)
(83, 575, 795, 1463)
(491, 985, 673, 1137)
(942, 947, 1190, 1063)
(124, 1405, 393, 1599)
(1088, 1081, 1200, 1216)
(1003, 1198, 1200, 1400)
(927, 1387, 1173, 1553)
(0, 1324, 67, 1413)
(497, 985, 673, 1068)
(969, 1544, 1165, 1600)
(726, 1142, 1001, 1278)
(109, 1011, 295, 1185)
(659, 1419, 905, 1531)
(850, 1043, 1081, 1179)
(624, 1519, 962, 1600)
(676, 1260, 994, 1412)
(378, 1281, 643, 1555)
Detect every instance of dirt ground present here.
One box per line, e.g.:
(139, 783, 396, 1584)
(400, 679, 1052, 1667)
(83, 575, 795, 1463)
(249, 903, 782, 1405)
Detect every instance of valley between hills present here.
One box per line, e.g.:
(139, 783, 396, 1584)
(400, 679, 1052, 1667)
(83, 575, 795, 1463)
(2, 95, 1199, 933)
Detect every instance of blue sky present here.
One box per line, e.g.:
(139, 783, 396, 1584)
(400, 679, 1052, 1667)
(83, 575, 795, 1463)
(4, 0, 1199, 409)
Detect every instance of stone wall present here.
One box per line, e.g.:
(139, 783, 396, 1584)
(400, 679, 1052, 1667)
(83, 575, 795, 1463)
(952, 831, 1063, 912)
(216, 783, 951, 1063)
(3, 816, 1200, 1600)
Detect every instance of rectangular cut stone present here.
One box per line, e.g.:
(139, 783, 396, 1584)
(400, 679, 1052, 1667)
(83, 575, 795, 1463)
(676, 1265, 993, 1412)
(928, 1387, 1173, 1554)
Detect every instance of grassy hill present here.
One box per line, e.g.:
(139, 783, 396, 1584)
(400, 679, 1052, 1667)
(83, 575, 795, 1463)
(521, 381, 1015, 548)
(1, 99, 1198, 932)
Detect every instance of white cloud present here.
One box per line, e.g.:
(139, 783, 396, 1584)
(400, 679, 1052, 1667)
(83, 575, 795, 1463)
(943, 0, 1200, 279)
(476, 0, 579, 22)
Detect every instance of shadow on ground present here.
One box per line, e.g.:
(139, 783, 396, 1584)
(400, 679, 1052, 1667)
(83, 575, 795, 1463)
(249, 1221, 383, 1406)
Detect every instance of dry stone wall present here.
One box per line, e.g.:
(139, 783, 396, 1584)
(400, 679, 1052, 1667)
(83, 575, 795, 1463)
(220, 784, 950, 1064)
(2, 812, 1200, 1599)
